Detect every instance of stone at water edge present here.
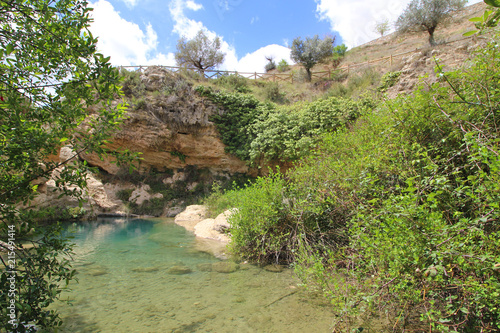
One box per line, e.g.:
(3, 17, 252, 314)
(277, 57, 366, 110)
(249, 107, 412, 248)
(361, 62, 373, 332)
(174, 205, 208, 231)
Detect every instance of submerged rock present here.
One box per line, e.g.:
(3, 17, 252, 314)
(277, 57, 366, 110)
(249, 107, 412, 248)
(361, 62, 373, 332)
(86, 266, 109, 276)
(263, 264, 284, 273)
(196, 263, 213, 272)
(131, 266, 160, 273)
(212, 261, 239, 273)
(167, 265, 192, 275)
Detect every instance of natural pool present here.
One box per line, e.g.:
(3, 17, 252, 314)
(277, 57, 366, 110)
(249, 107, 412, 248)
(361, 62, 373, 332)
(50, 218, 336, 332)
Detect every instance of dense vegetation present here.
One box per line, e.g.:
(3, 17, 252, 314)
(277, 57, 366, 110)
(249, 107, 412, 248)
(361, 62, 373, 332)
(206, 36, 500, 331)
(195, 85, 371, 164)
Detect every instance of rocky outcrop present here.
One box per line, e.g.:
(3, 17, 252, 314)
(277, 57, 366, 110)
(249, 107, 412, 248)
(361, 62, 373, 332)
(27, 145, 128, 218)
(387, 38, 487, 99)
(193, 209, 236, 243)
(83, 67, 250, 175)
(174, 205, 208, 231)
(129, 185, 163, 205)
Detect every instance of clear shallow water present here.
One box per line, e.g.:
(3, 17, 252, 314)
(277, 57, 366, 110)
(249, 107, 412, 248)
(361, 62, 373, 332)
(50, 218, 335, 332)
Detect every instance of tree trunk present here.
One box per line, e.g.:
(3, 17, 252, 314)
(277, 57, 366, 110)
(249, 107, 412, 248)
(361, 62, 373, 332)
(306, 68, 312, 82)
(427, 26, 437, 46)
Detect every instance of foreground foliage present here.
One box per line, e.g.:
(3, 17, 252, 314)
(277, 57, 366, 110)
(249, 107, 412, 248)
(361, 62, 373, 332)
(208, 37, 500, 331)
(0, 0, 131, 331)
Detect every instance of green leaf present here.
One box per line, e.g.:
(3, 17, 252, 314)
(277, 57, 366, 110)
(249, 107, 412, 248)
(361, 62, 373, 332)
(463, 30, 479, 37)
(59, 137, 69, 143)
(485, 0, 500, 7)
(469, 17, 484, 22)
(5, 43, 14, 55)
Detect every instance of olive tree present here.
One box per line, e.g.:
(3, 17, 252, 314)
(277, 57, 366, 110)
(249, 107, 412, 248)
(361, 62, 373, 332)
(290, 35, 334, 82)
(0, 0, 133, 331)
(395, 0, 466, 45)
(175, 30, 225, 75)
(374, 19, 391, 36)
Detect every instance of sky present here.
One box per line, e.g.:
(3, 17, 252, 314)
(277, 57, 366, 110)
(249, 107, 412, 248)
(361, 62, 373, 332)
(88, 0, 484, 73)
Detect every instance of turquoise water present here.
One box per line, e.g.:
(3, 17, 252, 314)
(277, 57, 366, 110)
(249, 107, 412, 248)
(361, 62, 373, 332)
(52, 218, 335, 332)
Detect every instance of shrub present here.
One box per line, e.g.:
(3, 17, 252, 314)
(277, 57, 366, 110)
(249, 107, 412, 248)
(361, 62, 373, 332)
(378, 71, 402, 92)
(265, 60, 276, 73)
(277, 59, 290, 72)
(116, 189, 133, 202)
(264, 82, 288, 104)
(120, 68, 145, 97)
(213, 74, 251, 93)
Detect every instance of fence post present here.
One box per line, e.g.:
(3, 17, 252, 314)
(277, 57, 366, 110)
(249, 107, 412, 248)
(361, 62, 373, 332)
(390, 54, 393, 66)
(347, 64, 350, 75)
(254, 72, 257, 80)
(273, 73, 276, 82)
(291, 72, 293, 84)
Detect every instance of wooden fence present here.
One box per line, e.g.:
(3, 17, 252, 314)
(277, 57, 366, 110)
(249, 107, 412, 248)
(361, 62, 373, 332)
(119, 35, 478, 83)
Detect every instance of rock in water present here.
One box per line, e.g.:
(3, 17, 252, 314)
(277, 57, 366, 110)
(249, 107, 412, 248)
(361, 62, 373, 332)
(131, 266, 160, 273)
(196, 263, 213, 272)
(263, 264, 284, 273)
(167, 265, 192, 275)
(212, 261, 239, 273)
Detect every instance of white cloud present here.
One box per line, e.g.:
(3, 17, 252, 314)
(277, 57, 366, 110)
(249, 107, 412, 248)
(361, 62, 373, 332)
(121, 0, 138, 8)
(250, 16, 259, 24)
(315, 0, 411, 48)
(185, 0, 203, 11)
(233, 45, 294, 73)
(89, 0, 175, 66)
(316, 0, 484, 48)
(169, 0, 205, 38)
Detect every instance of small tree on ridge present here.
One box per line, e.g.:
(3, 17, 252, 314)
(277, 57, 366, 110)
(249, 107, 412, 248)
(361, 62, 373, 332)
(375, 19, 391, 37)
(175, 30, 225, 75)
(395, 0, 466, 46)
(290, 35, 334, 82)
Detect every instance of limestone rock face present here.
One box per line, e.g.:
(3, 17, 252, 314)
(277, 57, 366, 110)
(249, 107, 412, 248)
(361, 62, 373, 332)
(25, 146, 125, 218)
(82, 66, 250, 175)
(129, 184, 163, 205)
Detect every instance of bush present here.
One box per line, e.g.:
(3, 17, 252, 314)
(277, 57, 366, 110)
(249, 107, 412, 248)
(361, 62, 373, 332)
(213, 74, 251, 93)
(265, 60, 276, 73)
(116, 189, 133, 202)
(120, 68, 145, 97)
(277, 59, 290, 72)
(378, 71, 402, 92)
(196, 85, 369, 163)
(264, 82, 288, 104)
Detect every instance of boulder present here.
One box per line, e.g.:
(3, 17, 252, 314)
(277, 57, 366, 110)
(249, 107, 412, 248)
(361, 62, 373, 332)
(174, 205, 208, 231)
(193, 209, 237, 243)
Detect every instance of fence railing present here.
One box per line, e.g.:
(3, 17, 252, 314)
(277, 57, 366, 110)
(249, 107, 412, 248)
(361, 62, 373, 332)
(119, 34, 479, 83)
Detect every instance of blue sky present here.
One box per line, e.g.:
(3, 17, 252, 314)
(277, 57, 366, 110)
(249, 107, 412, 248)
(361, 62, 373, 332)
(88, 0, 483, 72)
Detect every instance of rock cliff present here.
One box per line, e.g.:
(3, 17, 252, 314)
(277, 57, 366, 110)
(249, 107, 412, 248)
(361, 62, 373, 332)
(29, 67, 252, 219)
(84, 66, 249, 175)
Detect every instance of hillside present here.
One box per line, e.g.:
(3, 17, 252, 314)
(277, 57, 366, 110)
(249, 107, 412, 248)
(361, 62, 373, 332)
(28, 2, 494, 221)
(201, 3, 500, 332)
